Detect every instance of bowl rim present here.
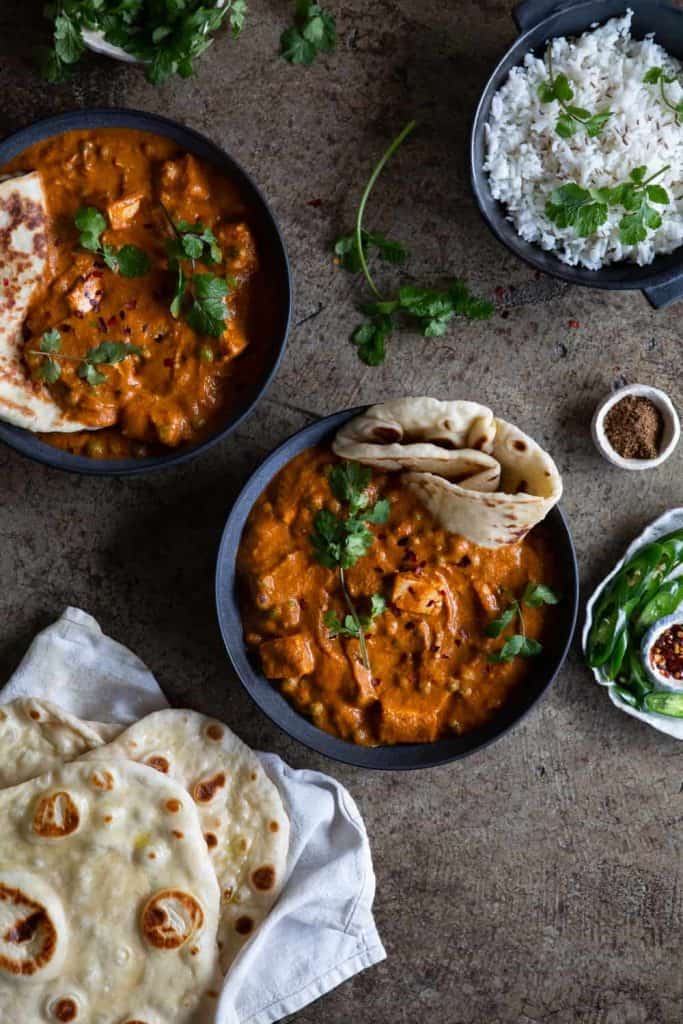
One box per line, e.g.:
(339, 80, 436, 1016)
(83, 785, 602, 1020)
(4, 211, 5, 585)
(469, 0, 683, 292)
(0, 107, 292, 477)
(214, 406, 580, 770)
(590, 384, 681, 471)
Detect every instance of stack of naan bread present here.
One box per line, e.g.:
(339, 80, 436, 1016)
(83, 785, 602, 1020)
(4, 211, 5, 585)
(0, 699, 289, 1022)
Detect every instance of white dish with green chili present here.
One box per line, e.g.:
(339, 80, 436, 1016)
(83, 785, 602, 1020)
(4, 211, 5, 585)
(484, 10, 683, 270)
(583, 508, 683, 740)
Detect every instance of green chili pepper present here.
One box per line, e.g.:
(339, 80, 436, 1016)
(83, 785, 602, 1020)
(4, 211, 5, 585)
(620, 646, 652, 704)
(613, 685, 639, 708)
(634, 578, 683, 636)
(644, 691, 683, 718)
(605, 626, 629, 680)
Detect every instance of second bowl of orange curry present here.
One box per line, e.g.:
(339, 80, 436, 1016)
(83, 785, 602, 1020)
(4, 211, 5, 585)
(0, 109, 291, 474)
(216, 408, 579, 770)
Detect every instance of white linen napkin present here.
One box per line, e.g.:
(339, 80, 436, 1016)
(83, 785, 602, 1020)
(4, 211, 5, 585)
(0, 607, 386, 1023)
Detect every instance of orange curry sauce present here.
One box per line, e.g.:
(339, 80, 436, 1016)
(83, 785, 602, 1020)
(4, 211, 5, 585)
(3, 129, 270, 457)
(238, 447, 561, 747)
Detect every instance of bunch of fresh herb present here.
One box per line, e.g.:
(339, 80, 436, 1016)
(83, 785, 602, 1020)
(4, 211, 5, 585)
(75, 207, 150, 278)
(486, 582, 559, 663)
(537, 47, 612, 137)
(310, 461, 389, 671)
(545, 165, 671, 246)
(161, 209, 230, 338)
(643, 67, 683, 120)
(281, 0, 336, 66)
(334, 121, 493, 366)
(42, 0, 248, 86)
(29, 329, 144, 386)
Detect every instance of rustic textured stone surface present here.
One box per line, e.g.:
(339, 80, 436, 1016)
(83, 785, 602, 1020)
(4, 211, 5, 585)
(1, 3, 682, 1022)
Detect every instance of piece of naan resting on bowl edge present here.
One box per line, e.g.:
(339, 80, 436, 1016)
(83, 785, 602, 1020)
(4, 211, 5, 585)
(333, 397, 562, 547)
(0, 172, 91, 433)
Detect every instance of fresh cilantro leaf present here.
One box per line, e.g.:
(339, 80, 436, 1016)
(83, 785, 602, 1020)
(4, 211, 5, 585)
(75, 206, 107, 251)
(78, 362, 107, 387)
(545, 184, 608, 236)
(351, 316, 393, 366)
(38, 359, 61, 383)
(328, 461, 372, 512)
(310, 507, 345, 569)
(335, 230, 408, 273)
(40, 328, 61, 354)
(54, 12, 85, 64)
(644, 67, 667, 84)
(647, 184, 669, 205)
(520, 637, 543, 657)
(186, 274, 229, 337)
(281, 0, 336, 65)
(489, 634, 526, 663)
(522, 583, 560, 608)
(86, 341, 144, 365)
(364, 498, 390, 524)
(341, 519, 375, 567)
(230, 0, 248, 37)
(630, 166, 647, 183)
(485, 605, 517, 638)
(537, 51, 610, 137)
(324, 592, 387, 639)
(102, 243, 150, 277)
(643, 66, 682, 117)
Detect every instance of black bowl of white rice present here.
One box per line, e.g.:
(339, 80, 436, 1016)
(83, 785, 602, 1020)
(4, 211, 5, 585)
(471, 1, 683, 308)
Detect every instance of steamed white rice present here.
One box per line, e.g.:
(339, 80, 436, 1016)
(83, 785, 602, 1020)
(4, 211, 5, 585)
(484, 11, 683, 270)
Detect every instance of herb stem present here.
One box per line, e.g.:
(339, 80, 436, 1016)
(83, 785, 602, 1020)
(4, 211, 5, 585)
(339, 566, 370, 670)
(355, 119, 417, 300)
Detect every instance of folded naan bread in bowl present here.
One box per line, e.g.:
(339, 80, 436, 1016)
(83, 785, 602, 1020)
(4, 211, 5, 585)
(0, 172, 92, 434)
(333, 397, 562, 548)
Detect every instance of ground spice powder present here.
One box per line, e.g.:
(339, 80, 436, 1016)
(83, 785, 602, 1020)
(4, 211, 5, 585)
(604, 395, 663, 460)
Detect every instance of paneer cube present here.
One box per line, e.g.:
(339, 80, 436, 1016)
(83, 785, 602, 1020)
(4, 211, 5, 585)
(251, 551, 308, 611)
(259, 634, 315, 680)
(66, 273, 103, 314)
(378, 688, 450, 744)
(107, 191, 144, 230)
(391, 572, 443, 616)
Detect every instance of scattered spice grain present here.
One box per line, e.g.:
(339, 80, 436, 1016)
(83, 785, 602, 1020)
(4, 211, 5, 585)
(604, 395, 663, 460)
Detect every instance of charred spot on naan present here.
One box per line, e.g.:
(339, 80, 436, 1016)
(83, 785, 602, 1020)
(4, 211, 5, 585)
(32, 790, 81, 839)
(140, 889, 204, 950)
(192, 772, 226, 804)
(0, 883, 58, 977)
(251, 865, 276, 891)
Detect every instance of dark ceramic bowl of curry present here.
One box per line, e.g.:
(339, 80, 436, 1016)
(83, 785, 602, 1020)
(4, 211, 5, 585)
(216, 409, 579, 770)
(0, 109, 291, 475)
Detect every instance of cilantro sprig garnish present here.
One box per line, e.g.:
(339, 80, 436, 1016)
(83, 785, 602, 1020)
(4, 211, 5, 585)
(42, 0, 248, 86)
(545, 165, 671, 246)
(538, 47, 612, 138)
(334, 121, 493, 366)
(486, 583, 559, 663)
(75, 207, 150, 278)
(29, 329, 144, 387)
(162, 207, 230, 339)
(643, 67, 683, 121)
(281, 0, 336, 66)
(311, 461, 389, 672)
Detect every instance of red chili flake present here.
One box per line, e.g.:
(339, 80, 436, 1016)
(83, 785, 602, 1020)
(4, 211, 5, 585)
(90, 270, 104, 279)
(60, 323, 72, 332)
(107, 315, 117, 327)
(75, 311, 84, 319)
(568, 319, 580, 329)
(123, 326, 132, 335)
(163, 358, 173, 367)
(299, 597, 307, 609)
(372, 677, 381, 687)
(97, 317, 107, 332)
(119, 310, 126, 320)
(125, 299, 137, 310)
(54, 238, 63, 248)
(93, 260, 105, 269)
(2, 278, 8, 287)
(307, 198, 323, 208)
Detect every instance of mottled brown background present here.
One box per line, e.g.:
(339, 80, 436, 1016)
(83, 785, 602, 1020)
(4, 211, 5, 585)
(1, 2, 682, 1022)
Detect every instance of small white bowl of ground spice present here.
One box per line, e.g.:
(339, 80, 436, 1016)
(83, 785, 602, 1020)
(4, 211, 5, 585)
(591, 384, 680, 471)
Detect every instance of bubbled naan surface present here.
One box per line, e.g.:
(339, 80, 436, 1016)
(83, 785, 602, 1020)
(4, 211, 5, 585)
(0, 699, 122, 788)
(0, 759, 219, 1023)
(80, 709, 290, 972)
